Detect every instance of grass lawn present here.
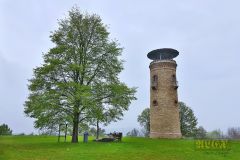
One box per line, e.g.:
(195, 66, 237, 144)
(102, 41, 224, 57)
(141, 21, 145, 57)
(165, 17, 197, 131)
(0, 136, 240, 160)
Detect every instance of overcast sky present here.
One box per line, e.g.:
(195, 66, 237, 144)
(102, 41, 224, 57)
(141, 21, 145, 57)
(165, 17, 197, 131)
(1, 0, 240, 134)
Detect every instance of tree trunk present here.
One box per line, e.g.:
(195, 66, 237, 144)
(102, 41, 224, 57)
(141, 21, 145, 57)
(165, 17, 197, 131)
(71, 113, 79, 143)
(96, 120, 99, 140)
(58, 124, 61, 142)
(64, 124, 67, 142)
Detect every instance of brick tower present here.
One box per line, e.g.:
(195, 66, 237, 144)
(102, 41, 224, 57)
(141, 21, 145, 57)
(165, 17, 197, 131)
(147, 48, 181, 138)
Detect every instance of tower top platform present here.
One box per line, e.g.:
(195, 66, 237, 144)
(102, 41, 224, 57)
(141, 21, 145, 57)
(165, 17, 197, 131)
(147, 48, 179, 60)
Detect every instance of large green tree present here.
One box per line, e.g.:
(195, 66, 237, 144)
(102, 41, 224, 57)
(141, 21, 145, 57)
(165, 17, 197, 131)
(24, 7, 136, 143)
(0, 124, 12, 135)
(179, 102, 198, 137)
(137, 108, 150, 137)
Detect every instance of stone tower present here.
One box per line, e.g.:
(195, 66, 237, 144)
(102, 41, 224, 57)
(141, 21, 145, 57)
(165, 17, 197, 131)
(147, 48, 181, 138)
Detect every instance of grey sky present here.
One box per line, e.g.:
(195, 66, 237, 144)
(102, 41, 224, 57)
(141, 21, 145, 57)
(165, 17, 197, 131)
(1, 0, 240, 134)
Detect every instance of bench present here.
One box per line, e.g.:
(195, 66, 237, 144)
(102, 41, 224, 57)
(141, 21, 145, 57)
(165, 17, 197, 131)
(109, 132, 122, 142)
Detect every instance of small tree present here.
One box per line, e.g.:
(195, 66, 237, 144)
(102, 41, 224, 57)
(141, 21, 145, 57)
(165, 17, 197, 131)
(227, 127, 240, 139)
(137, 108, 150, 137)
(91, 106, 123, 139)
(179, 102, 198, 137)
(195, 126, 207, 139)
(78, 122, 89, 135)
(126, 128, 140, 137)
(88, 127, 105, 137)
(0, 124, 12, 135)
(206, 129, 223, 139)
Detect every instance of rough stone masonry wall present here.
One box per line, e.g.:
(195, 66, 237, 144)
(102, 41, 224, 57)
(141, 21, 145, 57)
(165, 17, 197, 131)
(149, 60, 182, 138)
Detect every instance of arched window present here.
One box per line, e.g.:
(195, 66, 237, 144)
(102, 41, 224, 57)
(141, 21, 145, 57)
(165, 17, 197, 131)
(151, 75, 158, 90)
(172, 74, 178, 89)
(172, 74, 176, 81)
(153, 100, 158, 106)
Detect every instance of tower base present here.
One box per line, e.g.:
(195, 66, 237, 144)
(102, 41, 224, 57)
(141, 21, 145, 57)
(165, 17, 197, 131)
(150, 132, 182, 138)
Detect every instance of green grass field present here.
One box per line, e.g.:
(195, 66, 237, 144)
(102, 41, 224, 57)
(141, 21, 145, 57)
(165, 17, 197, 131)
(0, 136, 240, 160)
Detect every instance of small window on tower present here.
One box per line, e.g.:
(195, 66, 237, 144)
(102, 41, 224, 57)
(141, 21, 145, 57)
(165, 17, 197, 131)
(172, 74, 176, 82)
(151, 75, 158, 90)
(172, 74, 178, 89)
(153, 100, 158, 106)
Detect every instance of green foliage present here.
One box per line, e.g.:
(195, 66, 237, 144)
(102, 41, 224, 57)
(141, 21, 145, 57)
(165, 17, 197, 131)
(195, 126, 207, 139)
(24, 7, 136, 143)
(88, 127, 105, 137)
(179, 102, 198, 137)
(137, 108, 150, 137)
(1, 136, 240, 160)
(78, 122, 89, 135)
(227, 127, 240, 139)
(206, 129, 224, 139)
(0, 124, 12, 135)
(126, 128, 140, 137)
